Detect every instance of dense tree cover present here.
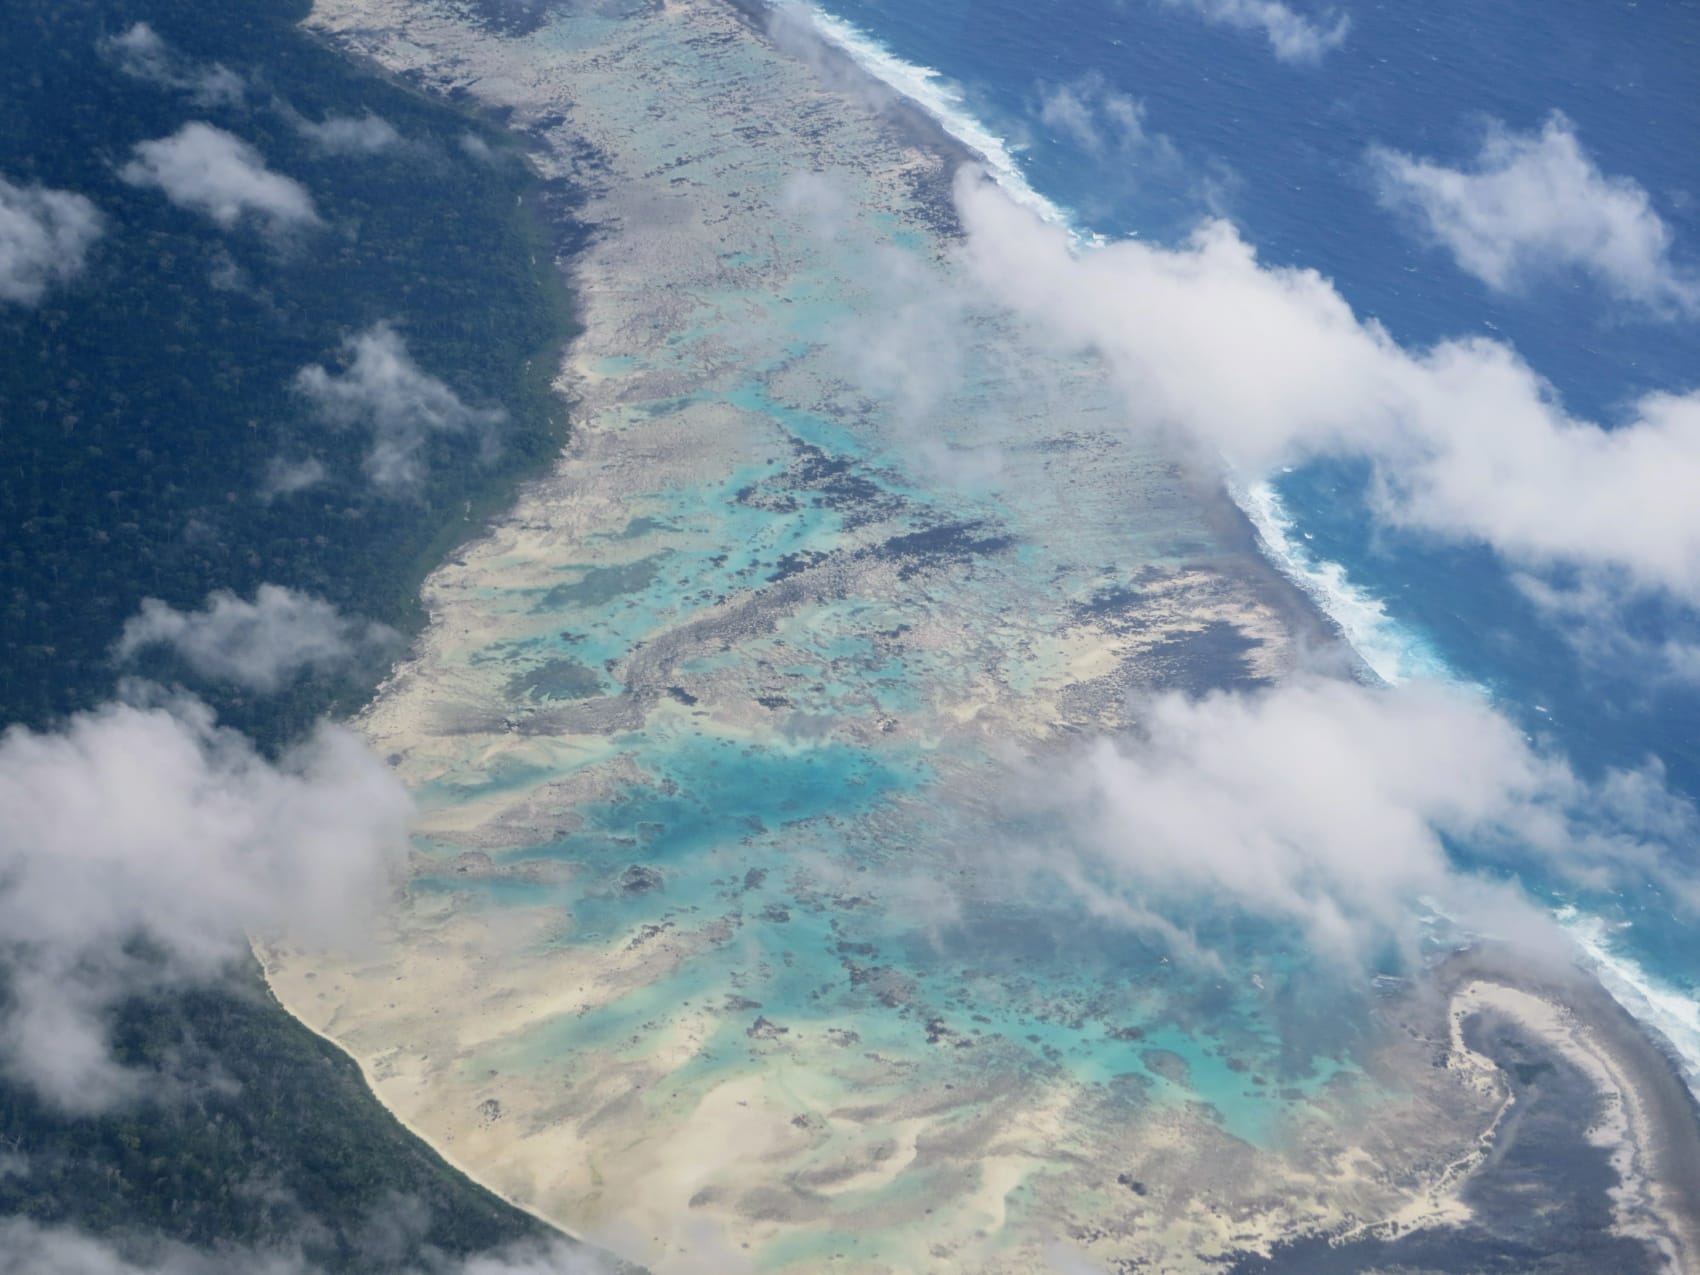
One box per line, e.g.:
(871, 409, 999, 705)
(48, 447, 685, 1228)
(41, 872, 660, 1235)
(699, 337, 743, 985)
(0, 0, 584, 741)
(0, 0, 597, 1265)
(0, 965, 558, 1269)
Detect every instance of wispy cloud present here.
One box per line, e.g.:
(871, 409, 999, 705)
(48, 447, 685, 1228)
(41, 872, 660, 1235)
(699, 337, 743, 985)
(290, 110, 404, 156)
(1372, 112, 1699, 315)
(1024, 677, 1699, 964)
(953, 170, 1700, 606)
(0, 1218, 309, 1275)
(1159, 0, 1348, 64)
(1510, 568, 1700, 689)
(0, 692, 411, 1111)
(97, 22, 247, 108)
(0, 175, 103, 306)
(0, 1217, 617, 1275)
(120, 123, 320, 236)
(116, 585, 400, 693)
(294, 323, 507, 493)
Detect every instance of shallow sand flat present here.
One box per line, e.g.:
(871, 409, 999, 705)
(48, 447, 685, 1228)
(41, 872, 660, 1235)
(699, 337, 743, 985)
(1447, 970, 1700, 1268)
(256, 0, 1639, 1269)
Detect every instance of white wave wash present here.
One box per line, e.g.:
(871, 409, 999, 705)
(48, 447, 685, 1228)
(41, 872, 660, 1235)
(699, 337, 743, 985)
(1560, 906, 1700, 1094)
(780, 0, 1698, 1102)
(1232, 476, 1457, 686)
(772, 1, 1074, 231)
(778, 7, 1458, 689)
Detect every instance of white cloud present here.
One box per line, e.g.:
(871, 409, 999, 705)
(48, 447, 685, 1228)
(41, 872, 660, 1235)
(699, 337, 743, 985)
(0, 1219, 309, 1275)
(0, 694, 411, 1111)
(1510, 569, 1700, 688)
(1372, 112, 1699, 314)
(1037, 72, 1151, 158)
(293, 111, 404, 156)
(295, 323, 507, 492)
(1159, 0, 1348, 63)
(262, 456, 329, 499)
(455, 1243, 618, 1275)
(1034, 677, 1698, 962)
(0, 176, 103, 305)
(116, 585, 400, 693)
(761, 3, 902, 116)
(99, 21, 175, 81)
(0, 1219, 614, 1275)
(120, 123, 320, 236)
(782, 174, 971, 432)
(952, 171, 1700, 604)
(97, 23, 247, 108)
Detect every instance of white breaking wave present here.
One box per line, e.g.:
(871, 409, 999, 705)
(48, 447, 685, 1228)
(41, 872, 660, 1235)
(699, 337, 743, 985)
(769, 1, 1075, 231)
(766, 0, 1697, 1096)
(1232, 476, 1460, 687)
(1559, 906, 1700, 1092)
(775, 9, 1475, 692)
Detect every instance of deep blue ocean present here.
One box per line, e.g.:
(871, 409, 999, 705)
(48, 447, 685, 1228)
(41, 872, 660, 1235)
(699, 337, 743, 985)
(790, 0, 1700, 1065)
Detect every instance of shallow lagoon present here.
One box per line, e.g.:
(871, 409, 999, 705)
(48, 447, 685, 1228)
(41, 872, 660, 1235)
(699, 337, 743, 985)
(266, 0, 1509, 1267)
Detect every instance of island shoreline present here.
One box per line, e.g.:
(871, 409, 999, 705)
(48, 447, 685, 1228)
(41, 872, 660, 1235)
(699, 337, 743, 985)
(262, 0, 1700, 1270)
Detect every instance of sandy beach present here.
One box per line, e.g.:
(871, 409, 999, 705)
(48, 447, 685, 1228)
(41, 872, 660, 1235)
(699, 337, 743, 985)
(260, 0, 1700, 1271)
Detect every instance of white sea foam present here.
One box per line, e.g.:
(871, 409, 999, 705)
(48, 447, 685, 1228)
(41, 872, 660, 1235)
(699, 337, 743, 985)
(1559, 906, 1700, 1093)
(784, 7, 1466, 692)
(768, 2, 1075, 231)
(770, 0, 1694, 1099)
(1231, 476, 1459, 687)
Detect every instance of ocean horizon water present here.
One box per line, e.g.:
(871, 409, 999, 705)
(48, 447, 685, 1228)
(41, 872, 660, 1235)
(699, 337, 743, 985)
(757, 0, 1700, 1091)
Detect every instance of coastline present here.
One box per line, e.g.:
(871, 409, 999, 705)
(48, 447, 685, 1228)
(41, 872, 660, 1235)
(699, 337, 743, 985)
(1440, 949, 1700, 1264)
(249, 939, 640, 1272)
(263, 0, 1700, 1271)
(1227, 949, 1700, 1273)
(717, 0, 1354, 676)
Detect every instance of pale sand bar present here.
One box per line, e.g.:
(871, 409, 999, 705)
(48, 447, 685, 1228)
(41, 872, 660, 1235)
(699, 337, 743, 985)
(263, 0, 1700, 1270)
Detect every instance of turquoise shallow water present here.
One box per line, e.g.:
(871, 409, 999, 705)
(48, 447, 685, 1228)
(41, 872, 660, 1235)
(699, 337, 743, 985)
(413, 693, 1351, 1151)
(531, 0, 1320, 1112)
(278, 0, 1529, 1265)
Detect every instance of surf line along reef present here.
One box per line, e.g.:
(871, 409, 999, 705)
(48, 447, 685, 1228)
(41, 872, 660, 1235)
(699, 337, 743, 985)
(260, 0, 1700, 1271)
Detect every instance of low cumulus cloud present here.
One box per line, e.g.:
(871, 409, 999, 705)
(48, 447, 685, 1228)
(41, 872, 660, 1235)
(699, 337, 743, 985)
(97, 22, 247, 107)
(0, 1219, 615, 1275)
(455, 1244, 617, 1275)
(295, 323, 507, 492)
(0, 693, 411, 1111)
(1028, 677, 1699, 964)
(761, 2, 901, 116)
(262, 456, 329, 500)
(116, 585, 400, 693)
(0, 1219, 308, 1275)
(0, 176, 103, 305)
(1158, 0, 1348, 63)
(1372, 112, 1699, 315)
(290, 110, 404, 156)
(120, 123, 320, 236)
(952, 170, 1700, 605)
(782, 173, 974, 436)
(1037, 72, 1156, 159)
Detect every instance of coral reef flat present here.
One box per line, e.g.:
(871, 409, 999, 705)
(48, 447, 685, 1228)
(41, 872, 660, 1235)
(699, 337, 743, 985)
(261, 0, 1700, 1270)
